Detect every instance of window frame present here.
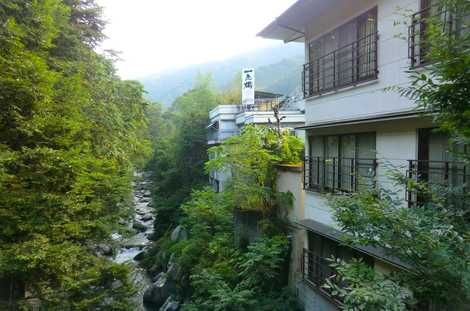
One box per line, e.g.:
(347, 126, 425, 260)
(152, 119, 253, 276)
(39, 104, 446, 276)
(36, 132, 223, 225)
(305, 132, 377, 193)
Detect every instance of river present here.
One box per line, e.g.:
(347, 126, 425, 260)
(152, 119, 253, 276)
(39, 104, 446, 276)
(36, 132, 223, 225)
(112, 173, 155, 310)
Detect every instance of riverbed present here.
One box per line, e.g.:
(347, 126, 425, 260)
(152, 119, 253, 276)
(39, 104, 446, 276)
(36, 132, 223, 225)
(112, 174, 155, 310)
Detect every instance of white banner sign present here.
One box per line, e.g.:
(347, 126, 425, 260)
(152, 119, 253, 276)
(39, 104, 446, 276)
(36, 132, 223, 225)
(241, 68, 255, 107)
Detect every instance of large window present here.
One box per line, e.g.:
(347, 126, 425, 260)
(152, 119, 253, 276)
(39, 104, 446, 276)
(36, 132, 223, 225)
(302, 232, 373, 300)
(303, 7, 378, 98)
(304, 133, 377, 193)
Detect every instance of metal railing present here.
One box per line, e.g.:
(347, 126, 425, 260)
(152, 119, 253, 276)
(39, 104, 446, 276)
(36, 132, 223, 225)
(408, 4, 469, 67)
(406, 160, 469, 206)
(240, 97, 301, 112)
(302, 248, 334, 287)
(302, 32, 379, 98)
(207, 129, 240, 143)
(304, 157, 377, 193)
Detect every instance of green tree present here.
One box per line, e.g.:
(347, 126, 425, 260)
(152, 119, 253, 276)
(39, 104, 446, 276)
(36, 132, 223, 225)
(0, 0, 150, 309)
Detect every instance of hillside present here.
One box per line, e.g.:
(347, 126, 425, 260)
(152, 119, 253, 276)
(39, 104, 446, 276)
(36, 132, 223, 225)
(139, 43, 304, 106)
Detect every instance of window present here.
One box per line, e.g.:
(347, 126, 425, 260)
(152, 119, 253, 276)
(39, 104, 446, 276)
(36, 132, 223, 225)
(407, 129, 469, 206)
(409, 0, 470, 67)
(302, 232, 373, 299)
(303, 7, 378, 98)
(304, 133, 377, 192)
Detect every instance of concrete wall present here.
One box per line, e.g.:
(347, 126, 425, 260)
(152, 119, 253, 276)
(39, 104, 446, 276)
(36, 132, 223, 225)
(297, 282, 339, 311)
(276, 166, 306, 290)
(303, 0, 421, 125)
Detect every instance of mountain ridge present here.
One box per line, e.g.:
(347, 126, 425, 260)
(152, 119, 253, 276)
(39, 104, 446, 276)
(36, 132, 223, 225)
(139, 43, 305, 106)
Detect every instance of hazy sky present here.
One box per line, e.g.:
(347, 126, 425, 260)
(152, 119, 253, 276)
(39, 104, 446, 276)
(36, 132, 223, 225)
(97, 0, 297, 79)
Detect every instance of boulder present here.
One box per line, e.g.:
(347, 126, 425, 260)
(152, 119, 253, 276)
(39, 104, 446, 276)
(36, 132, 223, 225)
(96, 243, 113, 256)
(152, 271, 164, 282)
(166, 262, 182, 282)
(159, 296, 180, 311)
(147, 232, 159, 241)
(111, 280, 123, 290)
(143, 273, 175, 308)
(170, 225, 188, 242)
(141, 214, 153, 222)
(134, 250, 146, 261)
(133, 221, 147, 232)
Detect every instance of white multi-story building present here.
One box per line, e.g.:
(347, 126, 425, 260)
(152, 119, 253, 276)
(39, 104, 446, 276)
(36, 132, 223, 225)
(207, 91, 305, 191)
(259, 0, 468, 310)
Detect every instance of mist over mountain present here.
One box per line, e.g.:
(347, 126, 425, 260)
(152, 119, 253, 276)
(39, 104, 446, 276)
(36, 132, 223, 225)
(139, 43, 304, 106)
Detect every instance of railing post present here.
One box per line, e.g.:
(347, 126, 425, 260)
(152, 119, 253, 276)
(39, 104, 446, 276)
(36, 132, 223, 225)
(316, 60, 320, 95)
(351, 43, 355, 83)
(407, 160, 413, 207)
(444, 161, 450, 183)
(333, 51, 336, 89)
(316, 156, 320, 186)
(332, 158, 336, 192)
(337, 157, 342, 191)
(350, 158, 355, 192)
(410, 16, 416, 67)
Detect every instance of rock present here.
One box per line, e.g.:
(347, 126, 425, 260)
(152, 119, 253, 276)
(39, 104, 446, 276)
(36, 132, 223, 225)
(111, 280, 123, 290)
(152, 271, 164, 282)
(118, 219, 128, 226)
(133, 221, 147, 232)
(96, 243, 113, 256)
(143, 190, 151, 198)
(140, 197, 151, 203)
(170, 225, 188, 242)
(141, 214, 153, 222)
(166, 262, 182, 282)
(147, 232, 158, 241)
(134, 250, 146, 261)
(159, 296, 180, 311)
(143, 273, 175, 308)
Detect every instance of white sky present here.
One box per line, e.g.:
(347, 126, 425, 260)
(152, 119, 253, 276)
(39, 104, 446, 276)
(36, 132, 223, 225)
(97, 0, 297, 79)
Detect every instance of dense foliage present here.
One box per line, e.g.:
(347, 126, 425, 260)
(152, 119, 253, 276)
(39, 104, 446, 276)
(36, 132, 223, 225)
(144, 124, 303, 309)
(206, 125, 303, 214)
(146, 75, 218, 237)
(329, 1, 470, 309)
(0, 0, 150, 309)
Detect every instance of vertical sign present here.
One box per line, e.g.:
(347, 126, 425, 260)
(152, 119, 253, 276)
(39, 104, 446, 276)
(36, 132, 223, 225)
(242, 68, 255, 108)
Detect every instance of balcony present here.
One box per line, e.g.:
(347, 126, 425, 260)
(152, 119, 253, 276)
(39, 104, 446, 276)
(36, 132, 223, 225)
(406, 160, 469, 207)
(408, 4, 468, 67)
(303, 157, 377, 193)
(207, 129, 240, 145)
(302, 32, 378, 99)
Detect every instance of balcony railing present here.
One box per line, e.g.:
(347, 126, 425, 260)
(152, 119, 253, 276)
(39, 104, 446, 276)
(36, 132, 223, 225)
(302, 248, 334, 287)
(302, 32, 378, 98)
(409, 4, 468, 67)
(240, 97, 301, 112)
(406, 160, 469, 206)
(304, 157, 377, 193)
(207, 129, 240, 144)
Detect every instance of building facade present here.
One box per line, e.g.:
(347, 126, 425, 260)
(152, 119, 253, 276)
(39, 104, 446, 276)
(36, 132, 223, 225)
(207, 91, 305, 192)
(259, 0, 468, 310)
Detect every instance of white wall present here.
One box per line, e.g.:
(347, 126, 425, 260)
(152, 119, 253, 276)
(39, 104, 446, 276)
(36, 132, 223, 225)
(303, 0, 421, 125)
